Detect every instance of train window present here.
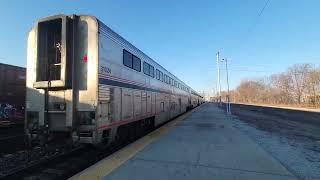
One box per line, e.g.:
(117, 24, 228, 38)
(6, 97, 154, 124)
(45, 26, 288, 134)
(123, 50, 141, 72)
(161, 102, 164, 112)
(143, 62, 149, 75)
(37, 19, 63, 82)
(132, 55, 141, 72)
(150, 65, 154, 78)
(156, 69, 160, 80)
(123, 49, 133, 69)
(160, 71, 163, 81)
(143, 62, 154, 78)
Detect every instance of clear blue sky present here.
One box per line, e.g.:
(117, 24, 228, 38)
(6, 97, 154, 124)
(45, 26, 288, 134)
(1, 0, 320, 96)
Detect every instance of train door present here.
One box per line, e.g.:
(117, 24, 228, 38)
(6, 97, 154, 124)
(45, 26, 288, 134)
(121, 89, 133, 120)
(141, 91, 147, 117)
(152, 92, 156, 115)
(146, 92, 152, 115)
(165, 95, 170, 121)
(133, 91, 141, 118)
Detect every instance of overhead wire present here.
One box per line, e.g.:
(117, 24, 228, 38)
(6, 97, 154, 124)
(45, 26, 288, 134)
(247, 0, 271, 34)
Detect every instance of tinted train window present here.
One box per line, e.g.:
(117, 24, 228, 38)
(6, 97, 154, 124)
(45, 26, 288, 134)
(156, 69, 160, 80)
(133, 55, 141, 72)
(123, 50, 133, 68)
(143, 62, 149, 75)
(143, 62, 154, 78)
(160, 71, 163, 81)
(150, 66, 154, 77)
(123, 50, 141, 72)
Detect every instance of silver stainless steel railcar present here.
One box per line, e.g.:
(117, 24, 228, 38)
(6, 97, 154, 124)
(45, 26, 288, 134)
(26, 14, 204, 145)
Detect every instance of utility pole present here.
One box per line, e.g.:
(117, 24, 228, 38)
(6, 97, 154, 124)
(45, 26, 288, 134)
(221, 58, 231, 113)
(213, 79, 217, 102)
(216, 52, 221, 105)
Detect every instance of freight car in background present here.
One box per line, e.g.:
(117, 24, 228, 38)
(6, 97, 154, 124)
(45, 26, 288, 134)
(26, 14, 204, 146)
(0, 63, 26, 124)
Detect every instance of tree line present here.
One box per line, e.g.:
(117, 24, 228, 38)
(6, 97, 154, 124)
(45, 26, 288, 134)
(228, 63, 320, 108)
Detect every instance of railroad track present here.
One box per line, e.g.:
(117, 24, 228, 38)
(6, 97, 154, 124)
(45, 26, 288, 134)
(0, 126, 155, 179)
(217, 103, 320, 179)
(0, 145, 84, 179)
(0, 135, 26, 155)
(218, 102, 320, 150)
(0, 124, 25, 155)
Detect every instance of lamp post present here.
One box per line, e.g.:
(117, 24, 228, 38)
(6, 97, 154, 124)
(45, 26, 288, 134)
(216, 52, 221, 105)
(222, 58, 231, 113)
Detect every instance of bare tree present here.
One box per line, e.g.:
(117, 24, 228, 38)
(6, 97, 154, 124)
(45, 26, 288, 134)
(233, 63, 320, 108)
(271, 72, 292, 104)
(287, 64, 313, 104)
(235, 79, 268, 104)
(306, 68, 320, 106)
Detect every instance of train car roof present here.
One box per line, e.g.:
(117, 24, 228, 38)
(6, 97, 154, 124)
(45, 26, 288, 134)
(96, 16, 201, 96)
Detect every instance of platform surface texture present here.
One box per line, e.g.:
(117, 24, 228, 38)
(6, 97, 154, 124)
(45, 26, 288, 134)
(78, 103, 297, 180)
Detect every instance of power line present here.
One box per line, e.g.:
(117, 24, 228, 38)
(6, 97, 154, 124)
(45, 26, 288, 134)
(209, 65, 276, 69)
(206, 67, 275, 73)
(247, 0, 271, 34)
(220, 69, 273, 73)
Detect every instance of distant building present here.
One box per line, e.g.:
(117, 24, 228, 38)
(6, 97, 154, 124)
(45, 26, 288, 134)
(0, 63, 26, 107)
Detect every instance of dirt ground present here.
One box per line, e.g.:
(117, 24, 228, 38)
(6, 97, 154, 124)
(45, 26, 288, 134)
(218, 103, 320, 179)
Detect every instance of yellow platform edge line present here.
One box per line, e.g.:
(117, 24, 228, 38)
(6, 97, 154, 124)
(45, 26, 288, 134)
(69, 105, 202, 180)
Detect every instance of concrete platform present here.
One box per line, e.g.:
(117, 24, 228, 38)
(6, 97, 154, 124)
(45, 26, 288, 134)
(73, 103, 297, 180)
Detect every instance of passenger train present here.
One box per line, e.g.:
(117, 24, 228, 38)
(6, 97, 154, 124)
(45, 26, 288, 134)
(26, 14, 204, 145)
